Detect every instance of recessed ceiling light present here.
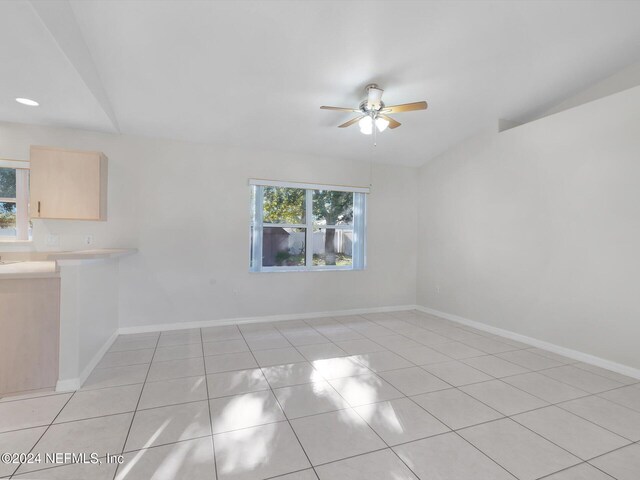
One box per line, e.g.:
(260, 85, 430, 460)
(16, 98, 39, 106)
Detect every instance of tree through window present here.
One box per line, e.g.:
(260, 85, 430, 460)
(0, 163, 30, 241)
(250, 181, 367, 271)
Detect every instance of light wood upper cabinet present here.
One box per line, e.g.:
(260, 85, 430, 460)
(30, 146, 108, 221)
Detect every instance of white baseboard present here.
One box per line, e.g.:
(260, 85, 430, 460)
(55, 378, 80, 392)
(118, 304, 419, 335)
(57, 304, 639, 390)
(416, 305, 640, 380)
(58, 306, 416, 391)
(55, 330, 119, 392)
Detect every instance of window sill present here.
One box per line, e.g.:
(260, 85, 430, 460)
(250, 266, 364, 273)
(0, 239, 33, 245)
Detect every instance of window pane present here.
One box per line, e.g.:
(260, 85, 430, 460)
(262, 227, 306, 267)
(313, 228, 353, 267)
(263, 187, 305, 224)
(313, 190, 353, 226)
(0, 202, 16, 237)
(0, 168, 16, 198)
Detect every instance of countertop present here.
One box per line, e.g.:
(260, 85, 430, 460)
(0, 261, 58, 280)
(47, 248, 137, 261)
(0, 248, 137, 280)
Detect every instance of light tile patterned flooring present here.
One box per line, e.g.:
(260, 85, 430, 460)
(1, 310, 639, 479)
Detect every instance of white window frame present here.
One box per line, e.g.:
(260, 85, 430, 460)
(0, 159, 30, 242)
(250, 179, 368, 272)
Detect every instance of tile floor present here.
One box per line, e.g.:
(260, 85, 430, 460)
(1, 310, 639, 479)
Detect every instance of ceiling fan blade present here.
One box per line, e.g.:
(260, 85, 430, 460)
(379, 114, 401, 129)
(382, 101, 428, 114)
(320, 106, 361, 112)
(338, 116, 365, 128)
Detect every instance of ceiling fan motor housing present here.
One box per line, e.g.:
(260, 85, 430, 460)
(360, 100, 385, 115)
(320, 84, 426, 131)
(365, 83, 384, 111)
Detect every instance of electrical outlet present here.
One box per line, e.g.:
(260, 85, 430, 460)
(45, 234, 59, 247)
(84, 235, 94, 246)
(436, 285, 441, 294)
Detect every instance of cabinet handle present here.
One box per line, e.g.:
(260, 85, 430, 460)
(37, 201, 41, 216)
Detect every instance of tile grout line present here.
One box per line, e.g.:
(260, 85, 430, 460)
(96, 322, 640, 458)
(117, 434, 214, 456)
(109, 321, 640, 388)
(199, 327, 219, 480)
(552, 400, 640, 444)
(4, 310, 637, 479)
(15, 363, 626, 467)
(454, 372, 640, 445)
(275, 317, 433, 479)
(268, 316, 410, 476)
(252, 327, 555, 480)
(378, 314, 593, 479)
(264, 466, 320, 479)
(314, 329, 636, 449)
(592, 391, 640, 414)
(118, 310, 640, 385)
(583, 440, 640, 472)
(452, 391, 628, 471)
(396, 385, 523, 479)
(236, 324, 321, 479)
(92, 434, 215, 459)
(2, 376, 635, 426)
(535, 461, 617, 480)
(8, 392, 76, 479)
(378, 328, 640, 444)
(82, 346, 636, 398)
(0, 390, 71, 405)
(111, 331, 161, 480)
(314, 384, 433, 479)
(294, 314, 637, 477)
(416, 372, 633, 472)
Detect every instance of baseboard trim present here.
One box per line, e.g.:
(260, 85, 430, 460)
(118, 304, 419, 335)
(416, 305, 640, 380)
(55, 378, 80, 392)
(55, 330, 119, 392)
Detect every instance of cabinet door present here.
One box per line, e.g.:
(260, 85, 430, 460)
(0, 278, 60, 396)
(30, 146, 107, 220)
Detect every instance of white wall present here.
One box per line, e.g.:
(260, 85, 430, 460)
(0, 122, 418, 328)
(57, 258, 119, 390)
(540, 62, 640, 119)
(418, 86, 640, 370)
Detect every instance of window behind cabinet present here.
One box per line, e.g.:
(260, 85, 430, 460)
(0, 160, 30, 241)
(250, 180, 368, 272)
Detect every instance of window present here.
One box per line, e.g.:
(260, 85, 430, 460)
(0, 160, 30, 241)
(250, 180, 368, 272)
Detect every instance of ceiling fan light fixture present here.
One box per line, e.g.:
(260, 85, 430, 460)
(321, 84, 426, 136)
(366, 85, 384, 110)
(375, 116, 389, 132)
(359, 116, 373, 135)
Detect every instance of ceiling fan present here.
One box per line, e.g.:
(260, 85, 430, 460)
(321, 84, 427, 135)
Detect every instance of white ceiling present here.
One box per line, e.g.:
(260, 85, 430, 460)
(2, 0, 640, 166)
